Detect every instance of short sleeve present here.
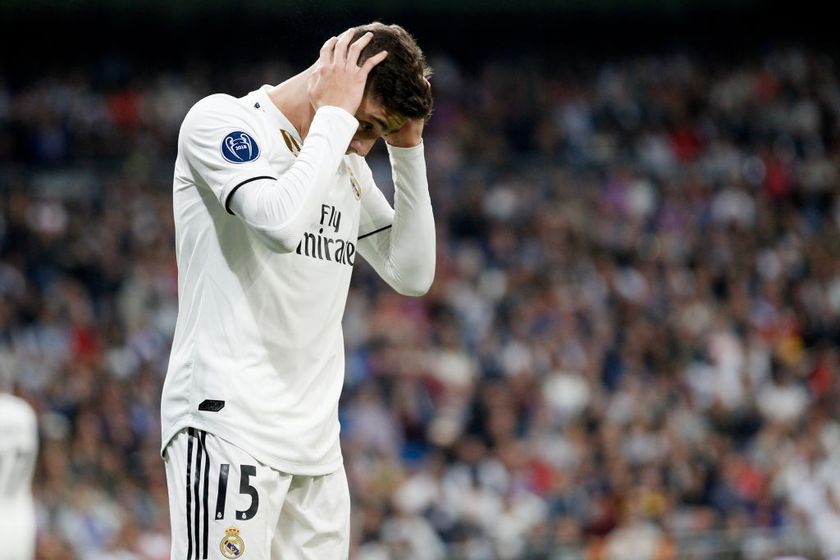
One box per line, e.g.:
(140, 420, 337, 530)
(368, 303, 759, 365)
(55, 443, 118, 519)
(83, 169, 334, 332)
(179, 94, 278, 211)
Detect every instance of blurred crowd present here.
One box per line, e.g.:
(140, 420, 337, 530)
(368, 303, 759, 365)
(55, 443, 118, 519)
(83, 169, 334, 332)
(2, 45, 840, 560)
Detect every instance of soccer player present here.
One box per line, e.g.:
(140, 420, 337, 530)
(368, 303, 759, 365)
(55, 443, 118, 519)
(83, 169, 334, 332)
(160, 22, 435, 559)
(0, 381, 38, 560)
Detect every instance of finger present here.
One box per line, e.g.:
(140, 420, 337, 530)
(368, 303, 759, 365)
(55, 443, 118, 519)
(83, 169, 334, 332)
(347, 32, 373, 68)
(360, 50, 388, 75)
(319, 36, 338, 65)
(333, 29, 354, 66)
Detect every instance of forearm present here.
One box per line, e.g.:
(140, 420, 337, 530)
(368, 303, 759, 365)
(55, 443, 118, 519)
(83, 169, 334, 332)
(362, 143, 436, 296)
(228, 106, 357, 252)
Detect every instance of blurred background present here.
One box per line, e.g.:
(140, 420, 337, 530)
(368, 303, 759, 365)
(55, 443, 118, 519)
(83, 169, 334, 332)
(2, 0, 840, 558)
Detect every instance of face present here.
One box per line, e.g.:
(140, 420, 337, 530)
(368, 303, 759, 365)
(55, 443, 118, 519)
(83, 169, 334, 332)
(347, 95, 407, 156)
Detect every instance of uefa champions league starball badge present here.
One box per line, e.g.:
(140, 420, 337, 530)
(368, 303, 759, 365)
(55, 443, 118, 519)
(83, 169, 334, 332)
(220, 526, 245, 558)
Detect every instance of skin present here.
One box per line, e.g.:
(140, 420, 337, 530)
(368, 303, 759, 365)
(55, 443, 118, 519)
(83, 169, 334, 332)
(267, 30, 426, 157)
(350, 95, 417, 155)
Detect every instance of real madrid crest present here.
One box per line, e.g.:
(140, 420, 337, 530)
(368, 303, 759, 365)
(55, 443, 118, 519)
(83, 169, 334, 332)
(349, 172, 362, 200)
(220, 526, 245, 558)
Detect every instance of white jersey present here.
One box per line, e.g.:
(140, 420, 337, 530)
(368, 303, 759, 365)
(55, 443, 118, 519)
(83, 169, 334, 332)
(162, 86, 395, 475)
(0, 394, 38, 560)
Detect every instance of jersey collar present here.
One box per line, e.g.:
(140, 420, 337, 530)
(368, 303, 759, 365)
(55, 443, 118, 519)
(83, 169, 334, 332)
(250, 85, 304, 146)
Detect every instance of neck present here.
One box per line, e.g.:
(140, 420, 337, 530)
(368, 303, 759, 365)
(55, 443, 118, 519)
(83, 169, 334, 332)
(267, 65, 317, 139)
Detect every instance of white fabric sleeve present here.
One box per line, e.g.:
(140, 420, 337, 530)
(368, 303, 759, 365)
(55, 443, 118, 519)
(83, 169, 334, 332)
(226, 106, 358, 252)
(179, 94, 280, 207)
(356, 142, 436, 296)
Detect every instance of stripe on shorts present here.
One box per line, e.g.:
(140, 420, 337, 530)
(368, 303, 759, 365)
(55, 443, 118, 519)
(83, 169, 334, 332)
(194, 430, 202, 559)
(186, 428, 194, 559)
(201, 430, 210, 558)
(185, 428, 212, 559)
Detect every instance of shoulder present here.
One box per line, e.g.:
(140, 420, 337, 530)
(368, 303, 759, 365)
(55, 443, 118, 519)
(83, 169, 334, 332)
(183, 93, 255, 128)
(179, 93, 265, 154)
(0, 394, 36, 428)
(187, 93, 239, 116)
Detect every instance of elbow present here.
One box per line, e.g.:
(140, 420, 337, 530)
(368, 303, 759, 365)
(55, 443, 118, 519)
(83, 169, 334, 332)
(399, 284, 431, 297)
(267, 238, 300, 254)
(251, 227, 301, 254)
(395, 265, 435, 297)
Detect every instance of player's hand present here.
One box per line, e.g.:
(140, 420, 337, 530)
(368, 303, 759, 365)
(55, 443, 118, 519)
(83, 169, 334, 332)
(308, 31, 388, 116)
(385, 79, 430, 148)
(385, 117, 425, 148)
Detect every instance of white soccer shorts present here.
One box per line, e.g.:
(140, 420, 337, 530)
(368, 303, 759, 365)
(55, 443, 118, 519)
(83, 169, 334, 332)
(163, 428, 350, 560)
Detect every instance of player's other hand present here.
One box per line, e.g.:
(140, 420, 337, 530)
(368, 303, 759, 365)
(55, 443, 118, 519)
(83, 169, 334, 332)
(308, 31, 388, 116)
(385, 79, 430, 148)
(385, 117, 425, 148)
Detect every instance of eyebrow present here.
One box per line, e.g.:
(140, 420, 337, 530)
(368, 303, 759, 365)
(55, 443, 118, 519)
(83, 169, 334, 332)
(370, 116, 391, 133)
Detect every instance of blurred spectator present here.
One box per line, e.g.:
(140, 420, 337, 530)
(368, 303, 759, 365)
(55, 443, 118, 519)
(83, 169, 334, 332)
(2, 44, 840, 559)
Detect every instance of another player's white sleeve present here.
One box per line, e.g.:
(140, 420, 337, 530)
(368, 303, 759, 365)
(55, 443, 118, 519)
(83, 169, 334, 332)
(181, 96, 358, 252)
(356, 143, 436, 296)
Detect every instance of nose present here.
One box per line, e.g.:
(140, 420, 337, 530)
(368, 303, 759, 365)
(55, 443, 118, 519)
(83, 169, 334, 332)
(348, 138, 376, 157)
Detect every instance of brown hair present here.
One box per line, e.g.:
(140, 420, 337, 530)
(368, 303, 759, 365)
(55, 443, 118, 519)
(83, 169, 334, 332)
(351, 22, 433, 120)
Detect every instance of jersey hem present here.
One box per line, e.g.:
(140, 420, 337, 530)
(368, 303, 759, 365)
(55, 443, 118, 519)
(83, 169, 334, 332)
(161, 422, 344, 476)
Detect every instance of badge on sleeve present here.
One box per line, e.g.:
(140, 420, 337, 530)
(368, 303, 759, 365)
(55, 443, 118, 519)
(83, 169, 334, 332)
(221, 131, 260, 163)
